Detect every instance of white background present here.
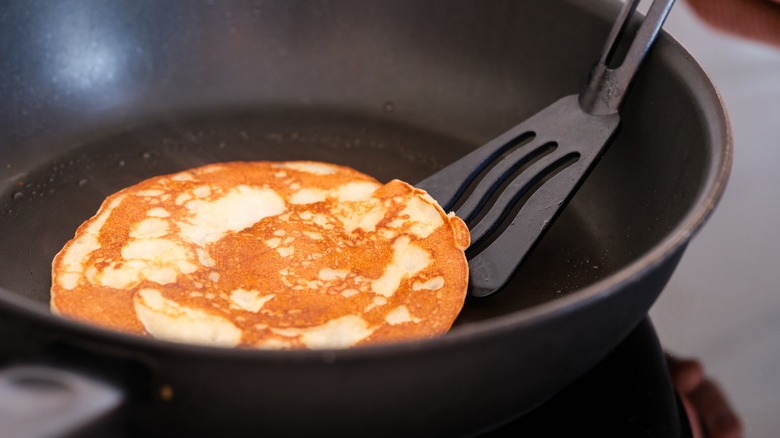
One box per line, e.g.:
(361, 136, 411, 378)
(649, 2, 780, 437)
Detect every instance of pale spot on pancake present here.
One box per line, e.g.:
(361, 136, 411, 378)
(413, 276, 445, 291)
(177, 260, 198, 275)
(401, 194, 445, 238)
(273, 230, 286, 237)
(85, 266, 98, 283)
(136, 189, 165, 197)
(272, 315, 375, 349)
(371, 236, 431, 297)
(371, 266, 402, 298)
(318, 268, 349, 281)
(311, 214, 329, 228)
(147, 208, 170, 218)
(335, 181, 380, 202)
(387, 219, 404, 229)
(179, 185, 285, 246)
(337, 201, 387, 233)
(201, 165, 224, 174)
(122, 238, 190, 267)
(379, 229, 396, 240)
(61, 236, 99, 276)
(209, 272, 220, 282)
(276, 161, 337, 175)
(341, 289, 359, 298)
(358, 205, 387, 232)
(274, 171, 287, 178)
(175, 193, 192, 205)
(130, 218, 169, 239)
(89, 238, 195, 288)
(385, 305, 421, 325)
(265, 238, 281, 249)
(277, 246, 294, 257)
(96, 260, 139, 289)
(196, 248, 216, 267)
(60, 273, 80, 290)
(290, 188, 328, 205)
(192, 185, 211, 198)
(134, 289, 241, 347)
(145, 266, 178, 284)
(229, 289, 275, 313)
(171, 173, 195, 182)
(303, 231, 323, 240)
(364, 295, 388, 312)
(397, 242, 430, 273)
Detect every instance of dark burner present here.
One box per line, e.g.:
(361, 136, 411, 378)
(485, 318, 692, 437)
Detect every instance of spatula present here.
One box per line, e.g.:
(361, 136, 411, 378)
(416, 0, 676, 297)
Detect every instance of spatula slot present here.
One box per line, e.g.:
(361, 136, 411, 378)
(456, 140, 558, 224)
(466, 151, 581, 257)
(448, 131, 537, 212)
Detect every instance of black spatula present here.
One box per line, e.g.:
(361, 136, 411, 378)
(417, 0, 676, 297)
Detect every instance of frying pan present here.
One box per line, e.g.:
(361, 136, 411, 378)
(0, 0, 730, 436)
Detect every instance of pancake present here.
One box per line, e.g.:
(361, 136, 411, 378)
(51, 161, 470, 349)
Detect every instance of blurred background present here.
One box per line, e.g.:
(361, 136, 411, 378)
(649, 1, 780, 436)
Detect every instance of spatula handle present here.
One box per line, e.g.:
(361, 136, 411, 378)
(579, 0, 676, 115)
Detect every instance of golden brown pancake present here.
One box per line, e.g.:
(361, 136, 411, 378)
(51, 161, 470, 349)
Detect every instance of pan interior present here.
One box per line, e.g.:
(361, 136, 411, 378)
(0, 109, 618, 327)
(0, 0, 717, 339)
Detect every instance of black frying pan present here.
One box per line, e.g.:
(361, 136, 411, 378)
(0, 0, 730, 436)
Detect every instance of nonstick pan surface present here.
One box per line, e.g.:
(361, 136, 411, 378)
(0, 0, 730, 435)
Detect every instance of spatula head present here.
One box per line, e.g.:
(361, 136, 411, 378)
(418, 95, 620, 297)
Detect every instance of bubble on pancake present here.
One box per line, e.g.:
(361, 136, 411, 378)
(51, 161, 470, 349)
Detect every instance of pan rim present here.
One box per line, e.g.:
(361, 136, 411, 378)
(0, 1, 731, 363)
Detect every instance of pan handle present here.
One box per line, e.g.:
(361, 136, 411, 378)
(0, 365, 125, 437)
